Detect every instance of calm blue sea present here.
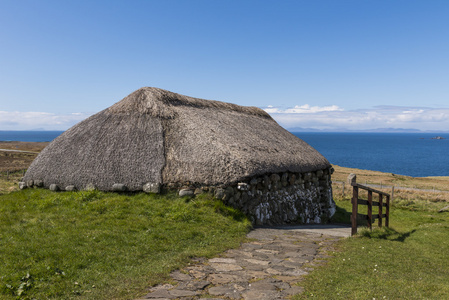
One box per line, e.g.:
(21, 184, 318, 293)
(1, 131, 447, 177)
(0, 131, 64, 142)
(294, 132, 449, 178)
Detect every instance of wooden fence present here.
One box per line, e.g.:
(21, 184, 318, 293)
(349, 174, 390, 236)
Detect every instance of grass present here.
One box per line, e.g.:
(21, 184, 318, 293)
(294, 192, 449, 299)
(2, 163, 449, 299)
(0, 189, 251, 299)
(332, 165, 449, 191)
(0, 170, 24, 194)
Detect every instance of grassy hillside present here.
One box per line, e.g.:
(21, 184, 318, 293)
(0, 190, 251, 299)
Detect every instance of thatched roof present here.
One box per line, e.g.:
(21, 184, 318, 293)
(24, 87, 330, 191)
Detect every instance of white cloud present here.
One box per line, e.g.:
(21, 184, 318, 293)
(264, 104, 343, 114)
(0, 111, 93, 130)
(264, 105, 449, 131)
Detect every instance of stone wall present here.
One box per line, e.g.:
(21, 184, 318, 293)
(174, 167, 336, 226)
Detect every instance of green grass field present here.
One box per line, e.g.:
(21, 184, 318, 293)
(295, 195, 449, 299)
(2, 165, 449, 299)
(0, 189, 251, 299)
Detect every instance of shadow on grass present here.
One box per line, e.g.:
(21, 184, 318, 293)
(359, 227, 417, 242)
(330, 205, 352, 224)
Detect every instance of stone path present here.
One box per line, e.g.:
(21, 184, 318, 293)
(138, 225, 350, 300)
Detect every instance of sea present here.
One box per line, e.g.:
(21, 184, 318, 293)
(1, 131, 448, 178)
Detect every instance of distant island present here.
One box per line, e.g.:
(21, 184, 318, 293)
(431, 136, 445, 140)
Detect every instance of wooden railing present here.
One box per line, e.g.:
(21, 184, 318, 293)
(349, 174, 390, 236)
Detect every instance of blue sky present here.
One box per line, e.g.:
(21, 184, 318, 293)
(1, 0, 449, 131)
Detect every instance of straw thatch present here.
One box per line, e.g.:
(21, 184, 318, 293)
(24, 87, 330, 191)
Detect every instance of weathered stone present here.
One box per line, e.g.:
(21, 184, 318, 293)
(214, 188, 225, 199)
(179, 189, 194, 197)
(170, 270, 192, 281)
(250, 178, 258, 186)
(209, 258, 237, 264)
(26, 180, 34, 187)
(237, 183, 249, 191)
(112, 183, 127, 192)
(262, 175, 270, 187)
(244, 258, 270, 266)
(143, 182, 161, 193)
(168, 289, 198, 297)
(270, 174, 280, 182)
(242, 290, 281, 300)
(194, 188, 203, 195)
(281, 173, 288, 182)
(289, 174, 296, 185)
(34, 179, 43, 187)
(303, 172, 312, 181)
(235, 191, 241, 201)
(144, 288, 174, 298)
(208, 286, 241, 299)
(208, 274, 241, 284)
(65, 185, 76, 191)
(248, 281, 277, 291)
(185, 280, 210, 290)
(49, 184, 59, 191)
(84, 183, 96, 191)
(210, 263, 243, 272)
(225, 186, 234, 196)
(18, 182, 27, 190)
(316, 169, 324, 178)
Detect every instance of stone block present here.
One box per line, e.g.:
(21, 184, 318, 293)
(34, 179, 43, 187)
(179, 189, 194, 197)
(215, 188, 225, 199)
(84, 183, 96, 191)
(225, 186, 234, 196)
(65, 185, 76, 191)
(49, 184, 59, 191)
(143, 182, 161, 194)
(237, 182, 249, 190)
(112, 183, 127, 192)
(270, 174, 280, 182)
(18, 182, 27, 190)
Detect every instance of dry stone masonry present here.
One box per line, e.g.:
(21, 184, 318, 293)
(184, 167, 335, 225)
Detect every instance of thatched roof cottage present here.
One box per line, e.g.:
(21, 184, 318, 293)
(23, 87, 336, 224)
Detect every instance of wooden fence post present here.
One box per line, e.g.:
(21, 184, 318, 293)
(367, 190, 373, 230)
(391, 186, 394, 202)
(378, 194, 383, 228)
(386, 195, 390, 227)
(348, 173, 358, 236)
(352, 185, 358, 236)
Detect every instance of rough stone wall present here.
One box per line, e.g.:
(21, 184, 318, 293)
(211, 167, 336, 225)
(173, 167, 336, 225)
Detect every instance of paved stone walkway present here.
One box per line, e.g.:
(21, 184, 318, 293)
(138, 225, 351, 300)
